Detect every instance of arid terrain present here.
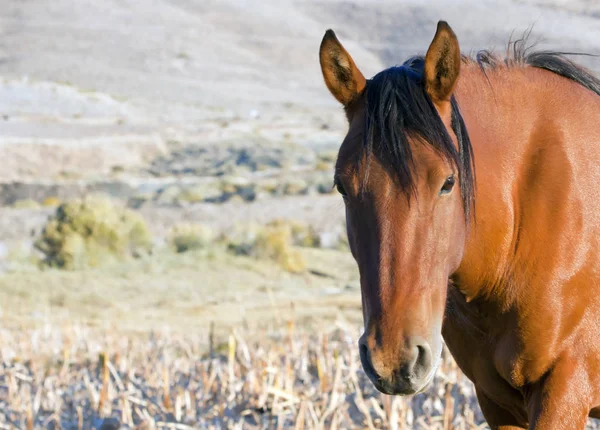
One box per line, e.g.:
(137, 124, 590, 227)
(1, 0, 600, 428)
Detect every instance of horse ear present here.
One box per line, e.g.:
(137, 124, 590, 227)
(319, 30, 366, 106)
(424, 21, 460, 103)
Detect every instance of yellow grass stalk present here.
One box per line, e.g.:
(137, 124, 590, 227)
(162, 366, 172, 411)
(444, 382, 454, 430)
(294, 400, 306, 430)
(77, 406, 83, 430)
(228, 332, 236, 396)
(26, 407, 33, 430)
(98, 352, 109, 416)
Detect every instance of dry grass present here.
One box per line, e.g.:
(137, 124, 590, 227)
(253, 222, 306, 273)
(0, 320, 490, 430)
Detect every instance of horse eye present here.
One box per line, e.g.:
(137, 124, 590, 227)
(335, 181, 347, 197)
(440, 175, 456, 195)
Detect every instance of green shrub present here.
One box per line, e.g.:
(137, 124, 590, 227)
(35, 197, 152, 270)
(170, 223, 214, 253)
(226, 220, 306, 273)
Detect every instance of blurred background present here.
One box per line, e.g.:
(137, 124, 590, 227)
(0, 0, 599, 428)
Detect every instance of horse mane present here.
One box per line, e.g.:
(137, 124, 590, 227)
(362, 58, 475, 221)
(360, 36, 599, 225)
(468, 34, 600, 96)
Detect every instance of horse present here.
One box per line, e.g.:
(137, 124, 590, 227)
(319, 21, 600, 429)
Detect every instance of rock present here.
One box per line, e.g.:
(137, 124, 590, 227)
(237, 186, 256, 202)
(146, 143, 291, 177)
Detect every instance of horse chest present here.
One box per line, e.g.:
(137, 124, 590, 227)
(443, 295, 530, 414)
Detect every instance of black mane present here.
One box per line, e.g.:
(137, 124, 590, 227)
(363, 57, 475, 221)
(361, 40, 600, 223)
(472, 34, 600, 96)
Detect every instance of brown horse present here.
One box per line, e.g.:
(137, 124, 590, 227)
(319, 21, 600, 429)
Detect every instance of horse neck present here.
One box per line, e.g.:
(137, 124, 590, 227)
(452, 65, 555, 307)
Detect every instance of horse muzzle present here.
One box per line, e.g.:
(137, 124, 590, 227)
(358, 334, 438, 395)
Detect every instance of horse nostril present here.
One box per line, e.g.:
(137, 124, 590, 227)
(358, 336, 435, 395)
(359, 341, 381, 382)
(398, 339, 433, 381)
(416, 343, 432, 369)
(410, 340, 432, 380)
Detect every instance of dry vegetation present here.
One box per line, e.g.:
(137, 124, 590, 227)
(4, 198, 600, 429)
(31, 197, 329, 274)
(0, 201, 490, 429)
(0, 321, 488, 430)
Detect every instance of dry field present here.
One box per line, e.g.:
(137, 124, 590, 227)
(0, 237, 599, 429)
(2, 0, 600, 429)
(1, 321, 486, 429)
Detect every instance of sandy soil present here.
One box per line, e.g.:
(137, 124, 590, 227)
(0, 246, 362, 342)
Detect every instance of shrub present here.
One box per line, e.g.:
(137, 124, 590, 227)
(268, 219, 319, 248)
(227, 220, 306, 273)
(254, 222, 306, 273)
(170, 223, 214, 253)
(35, 197, 152, 270)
